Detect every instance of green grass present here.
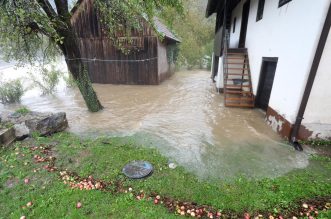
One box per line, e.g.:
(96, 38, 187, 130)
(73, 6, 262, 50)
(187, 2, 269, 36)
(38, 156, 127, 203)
(15, 107, 30, 115)
(0, 132, 330, 219)
(301, 139, 331, 146)
(0, 121, 13, 130)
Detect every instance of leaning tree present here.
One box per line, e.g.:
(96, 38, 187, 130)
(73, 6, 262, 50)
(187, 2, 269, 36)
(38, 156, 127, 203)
(0, 0, 182, 112)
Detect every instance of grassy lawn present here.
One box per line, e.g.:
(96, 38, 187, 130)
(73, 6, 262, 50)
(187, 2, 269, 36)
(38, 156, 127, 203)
(0, 132, 330, 219)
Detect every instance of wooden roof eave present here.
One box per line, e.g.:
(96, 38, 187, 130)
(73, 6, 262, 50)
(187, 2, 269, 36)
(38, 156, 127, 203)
(206, 0, 224, 18)
(205, 0, 241, 18)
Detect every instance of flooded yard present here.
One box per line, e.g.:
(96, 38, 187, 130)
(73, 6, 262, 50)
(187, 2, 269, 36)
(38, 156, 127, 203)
(0, 66, 310, 179)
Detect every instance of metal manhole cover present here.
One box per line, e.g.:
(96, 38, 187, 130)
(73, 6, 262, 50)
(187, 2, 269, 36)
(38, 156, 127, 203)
(122, 160, 153, 179)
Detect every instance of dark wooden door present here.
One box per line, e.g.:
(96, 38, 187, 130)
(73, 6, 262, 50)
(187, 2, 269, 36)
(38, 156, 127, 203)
(255, 59, 278, 111)
(239, 0, 251, 48)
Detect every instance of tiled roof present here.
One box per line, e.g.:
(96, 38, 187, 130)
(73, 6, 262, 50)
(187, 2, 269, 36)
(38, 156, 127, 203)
(153, 17, 181, 43)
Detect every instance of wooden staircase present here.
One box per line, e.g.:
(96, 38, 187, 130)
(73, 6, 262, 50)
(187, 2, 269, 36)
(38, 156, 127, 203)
(223, 48, 254, 108)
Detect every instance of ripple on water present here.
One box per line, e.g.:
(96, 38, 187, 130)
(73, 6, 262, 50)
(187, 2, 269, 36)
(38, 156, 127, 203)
(0, 68, 311, 179)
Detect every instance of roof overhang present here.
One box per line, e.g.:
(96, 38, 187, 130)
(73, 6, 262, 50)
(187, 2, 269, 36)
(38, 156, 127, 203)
(205, 0, 241, 18)
(206, 0, 224, 18)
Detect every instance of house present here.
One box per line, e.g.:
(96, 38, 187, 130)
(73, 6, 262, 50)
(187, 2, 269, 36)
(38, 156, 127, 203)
(206, 0, 331, 141)
(70, 0, 180, 85)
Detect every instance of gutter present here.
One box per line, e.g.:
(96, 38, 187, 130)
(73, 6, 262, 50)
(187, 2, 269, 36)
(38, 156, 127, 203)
(290, 2, 331, 151)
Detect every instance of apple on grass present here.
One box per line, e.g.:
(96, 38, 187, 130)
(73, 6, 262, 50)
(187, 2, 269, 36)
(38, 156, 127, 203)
(76, 202, 82, 209)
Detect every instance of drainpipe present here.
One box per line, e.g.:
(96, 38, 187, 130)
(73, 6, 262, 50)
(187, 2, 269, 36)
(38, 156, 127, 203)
(289, 3, 331, 151)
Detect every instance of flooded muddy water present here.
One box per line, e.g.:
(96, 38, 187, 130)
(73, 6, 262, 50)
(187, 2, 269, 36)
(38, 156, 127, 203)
(0, 66, 310, 179)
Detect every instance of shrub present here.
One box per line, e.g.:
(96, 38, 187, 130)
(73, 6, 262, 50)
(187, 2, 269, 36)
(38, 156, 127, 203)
(29, 65, 61, 95)
(63, 73, 77, 88)
(15, 106, 30, 115)
(0, 79, 24, 104)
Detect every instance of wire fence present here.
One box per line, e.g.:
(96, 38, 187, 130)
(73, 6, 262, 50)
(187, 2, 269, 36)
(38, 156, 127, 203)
(64, 57, 158, 63)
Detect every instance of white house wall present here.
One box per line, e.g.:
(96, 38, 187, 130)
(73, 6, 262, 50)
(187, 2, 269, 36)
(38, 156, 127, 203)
(157, 39, 170, 77)
(215, 57, 224, 89)
(229, 0, 330, 125)
(303, 30, 331, 139)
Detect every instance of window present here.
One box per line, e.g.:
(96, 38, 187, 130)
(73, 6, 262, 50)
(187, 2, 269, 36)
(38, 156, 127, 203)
(279, 0, 292, 8)
(256, 0, 265, 21)
(233, 17, 236, 33)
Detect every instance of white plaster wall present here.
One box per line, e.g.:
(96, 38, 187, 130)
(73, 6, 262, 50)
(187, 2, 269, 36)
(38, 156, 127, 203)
(229, 0, 330, 123)
(157, 40, 170, 76)
(215, 57, 224, 89)
(229, 4, 242, 48)
(303, 29, 331, 138)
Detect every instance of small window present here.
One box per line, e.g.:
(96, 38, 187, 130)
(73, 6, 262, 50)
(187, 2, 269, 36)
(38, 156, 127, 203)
(233, 17, 236, 33)
(256, 0, 265, 21)
(279, 0, 292, 8)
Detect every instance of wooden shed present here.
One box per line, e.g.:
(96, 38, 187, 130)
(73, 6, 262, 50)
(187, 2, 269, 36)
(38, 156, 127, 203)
(71, 0, 180, 85)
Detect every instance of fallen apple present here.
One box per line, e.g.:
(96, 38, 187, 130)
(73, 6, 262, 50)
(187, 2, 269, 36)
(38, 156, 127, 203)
(26, 202, 33, 207)
(76, 202, 82, 209)
(20, 216, 26, 219)
(24, 178, 30, 184)
(302, 203, 309, 209)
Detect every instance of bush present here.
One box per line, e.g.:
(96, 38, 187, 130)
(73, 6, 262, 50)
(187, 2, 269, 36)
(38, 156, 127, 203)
(63, 73, 77, 88)
(15, 106, 30, 115)
(29, 65, 61, 95)
(0, 79, 24, 104)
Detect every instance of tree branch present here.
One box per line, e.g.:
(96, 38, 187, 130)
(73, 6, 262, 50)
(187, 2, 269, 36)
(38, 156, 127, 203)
(36, 0, 57, 20)
(54, 0, 69, 18)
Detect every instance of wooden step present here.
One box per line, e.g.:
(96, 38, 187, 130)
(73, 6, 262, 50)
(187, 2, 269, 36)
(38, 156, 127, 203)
(223, 48, 254, 109)
(226, 52, 246, 54)
(226, 62, 249, 64)
(225, 85, 251, 88)
(225, 97, 254, 101)
(224, 103, 254, 108)
(226, 78, 249, 81)
(226, 57, 246, 60)
(225, 90, 252, 94)
(226, 68, 248, 71)
(227, 73, 249, 76)
(227, 48, 247, 53)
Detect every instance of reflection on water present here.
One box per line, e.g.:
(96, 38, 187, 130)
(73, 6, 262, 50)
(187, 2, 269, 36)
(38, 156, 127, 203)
(0, 67, 309, 179)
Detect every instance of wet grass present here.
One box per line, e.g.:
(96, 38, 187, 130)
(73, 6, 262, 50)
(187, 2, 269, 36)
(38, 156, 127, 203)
(0, 132, 331, 218)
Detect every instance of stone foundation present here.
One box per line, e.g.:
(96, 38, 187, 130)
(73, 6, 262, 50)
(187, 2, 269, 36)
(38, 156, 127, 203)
(265, 107, 329, 140)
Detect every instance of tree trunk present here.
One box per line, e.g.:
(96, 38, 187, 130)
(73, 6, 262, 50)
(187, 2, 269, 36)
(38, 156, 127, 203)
(67, 60, 104, 112)
(60, 32, 103, 112)
(68, 60, 103, 112)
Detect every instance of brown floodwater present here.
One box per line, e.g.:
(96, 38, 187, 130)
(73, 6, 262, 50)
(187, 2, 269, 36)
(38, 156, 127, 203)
(0, 69, 310, 179)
